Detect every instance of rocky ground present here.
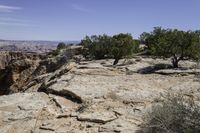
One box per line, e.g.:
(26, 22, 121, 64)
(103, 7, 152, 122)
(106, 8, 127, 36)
(0, 47, 200, 133)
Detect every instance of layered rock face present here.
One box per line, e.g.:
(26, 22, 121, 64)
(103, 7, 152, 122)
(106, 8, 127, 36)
(0, 51, 43, 69)
(0, 46, 82, 94)
(0, 51, 45, 94)
(0, 48, 200, 132)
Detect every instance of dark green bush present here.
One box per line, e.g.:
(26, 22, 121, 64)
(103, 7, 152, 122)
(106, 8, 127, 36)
(80, 35, 112, 59)
(57, 42, 67, 50)
(49, 49, 60, 56)
(140, 27, 200, 68)
(111, 33, 139, 65)
(80, 33, 139, 65)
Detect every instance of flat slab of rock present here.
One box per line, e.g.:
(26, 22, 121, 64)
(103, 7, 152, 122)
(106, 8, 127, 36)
(0, 92, 49, 111)
(77, 111, 117, 124)
(0, 92, 55, 133)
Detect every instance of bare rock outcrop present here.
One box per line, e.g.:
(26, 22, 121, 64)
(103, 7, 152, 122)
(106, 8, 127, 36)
(0, 51, 43, 69)
(0, 92, 79, 133)
(0, 48, 75, 94)
(0, 51, 44, 94)
(0, 50, 200, 132)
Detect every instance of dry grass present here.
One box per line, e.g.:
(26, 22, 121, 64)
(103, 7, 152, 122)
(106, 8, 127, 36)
(138, 92, 200, 133)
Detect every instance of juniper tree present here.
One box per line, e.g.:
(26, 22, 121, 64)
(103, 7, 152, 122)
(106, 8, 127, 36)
(140, 27, 200, 68)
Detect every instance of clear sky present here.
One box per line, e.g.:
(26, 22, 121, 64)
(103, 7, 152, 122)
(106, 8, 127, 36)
(0, 0, 199, 40)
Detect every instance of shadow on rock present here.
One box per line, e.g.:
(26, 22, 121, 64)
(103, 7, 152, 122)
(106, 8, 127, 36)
(137, 63, 173, 74)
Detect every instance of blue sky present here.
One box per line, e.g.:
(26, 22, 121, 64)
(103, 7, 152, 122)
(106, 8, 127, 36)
(0, 0, 199, 40)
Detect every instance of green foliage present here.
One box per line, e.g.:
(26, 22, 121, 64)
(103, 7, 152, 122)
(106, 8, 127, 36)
(80, 35, 112, 59)
(57, 42, 66, 50)
(140, 27, 200, 67)
(80, 33, 139, 65)
(140, 92, 200, 133)
(111, 33, 139, 65)
(49, 42, 71, 57)
(50, 49, 60, 56)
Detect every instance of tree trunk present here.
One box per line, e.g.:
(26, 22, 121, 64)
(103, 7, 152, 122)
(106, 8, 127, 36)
(172, 56, 179, 68)
(113, 58, 119, 65)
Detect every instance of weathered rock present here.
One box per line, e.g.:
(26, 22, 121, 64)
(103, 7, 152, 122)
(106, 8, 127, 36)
(1, 56, 200, 132)
(0, 51, 43, 69)
(49, 94, 78, 114)
(39, 56, 68, 73)
(0, 59, 39, 94)
(0, 51, 76, 94)
(77, 111, 118, 124)
(0, 93, 53, 132)
(0, 51, 45, 94)
(0, 92, 86, 133)
(6, 59, 36, 85)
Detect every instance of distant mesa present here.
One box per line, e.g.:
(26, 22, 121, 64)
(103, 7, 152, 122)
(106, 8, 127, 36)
(0, 40, 80, 54)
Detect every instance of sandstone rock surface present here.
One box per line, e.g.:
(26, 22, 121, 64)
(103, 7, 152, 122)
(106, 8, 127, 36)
(0, 52, 200, 132)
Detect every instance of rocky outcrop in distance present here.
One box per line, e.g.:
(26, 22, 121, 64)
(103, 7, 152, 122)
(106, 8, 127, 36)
(0, 40, 58, 53)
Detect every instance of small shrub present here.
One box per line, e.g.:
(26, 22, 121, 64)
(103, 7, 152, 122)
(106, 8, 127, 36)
(139, 92, 200, 133)
(57, 42, 66, 50)
(49, 49, 60, 56)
